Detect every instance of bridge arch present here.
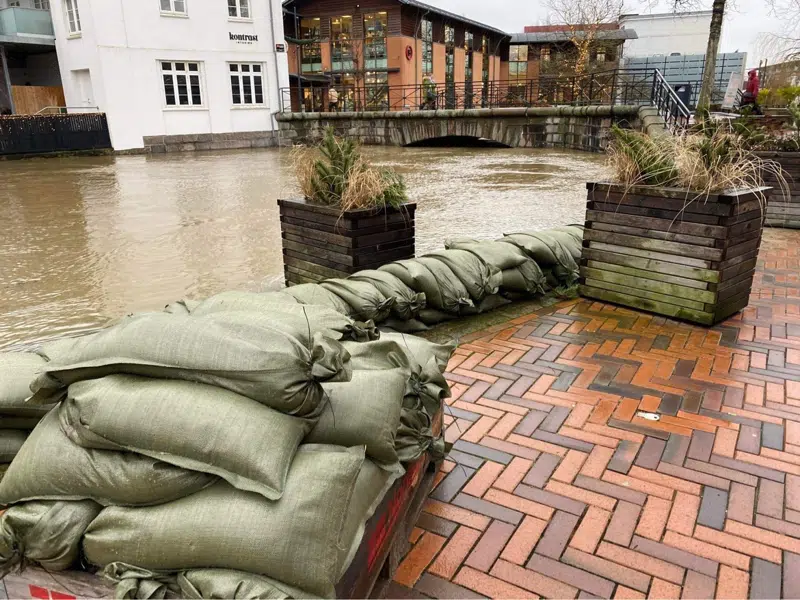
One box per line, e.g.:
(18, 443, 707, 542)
(389, 117, 520, 148)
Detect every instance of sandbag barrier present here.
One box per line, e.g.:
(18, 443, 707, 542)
(0, 224, 583, 599)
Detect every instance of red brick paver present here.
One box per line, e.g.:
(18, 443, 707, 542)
(395, 229, 800, 598)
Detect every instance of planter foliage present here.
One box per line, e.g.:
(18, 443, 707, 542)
(280, 127, 415, 286)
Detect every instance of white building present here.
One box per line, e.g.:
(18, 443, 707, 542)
(619, 11, 712, 58)
(48, 0, 290, 151)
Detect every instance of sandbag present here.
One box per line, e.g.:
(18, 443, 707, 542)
(200, 304, 378, 344)
(61, 375, 308, 500)
(381, 317, 430, 333)
(445, 238, 528, 271)
(0, 353, 50, 418)
(425, 250, 502, 302)
(308, 369, 407, 466)
(84, 446, 392, 599)
(0, 500, 101, 576)
(319, 279, 395, 323)
(186, 292, 298, 316)
(501, 260, 548, 295)
(31, 313, 351, 418)
(417, 308, 456, 325)
(0, 417, 41, 430)
(103, 563, 311, 600)
(381, 259, 473, 315)
(0, 430, 27, 463)
(396, 408, 438, 464)
(347, 270, 426, 321)
(0, 410, 215, 507)
(163, 299, 201, 315)
(461, 294, 513, 315)
(502, 232, 578, 284)
(551, 225, 585, 248)
(283, 284, 355, 317)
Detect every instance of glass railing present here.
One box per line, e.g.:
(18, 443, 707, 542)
(0, 6, 54, 36)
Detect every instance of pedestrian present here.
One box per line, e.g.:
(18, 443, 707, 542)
(423, 76, 436, 110)
(329, 86, 339, 112)
(740, 69, 762, 115)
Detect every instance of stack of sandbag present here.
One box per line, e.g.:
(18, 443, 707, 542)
(0, 353, 54, 479)
(0, 293, 453, 599)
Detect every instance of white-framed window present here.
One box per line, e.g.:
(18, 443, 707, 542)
(229, 63, 265, 106)
(33, 0, 50, 9)
(7, 1, 22, 7)
(227, 0, 250, 19)
(160, 0, 186, 16)
(64, 0, 81, 36)
(161, 61, 204, 107)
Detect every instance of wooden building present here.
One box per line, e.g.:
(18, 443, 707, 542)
(282, 0, 508, 112)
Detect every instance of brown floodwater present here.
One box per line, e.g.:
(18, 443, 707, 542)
(0, 146, 607, 349)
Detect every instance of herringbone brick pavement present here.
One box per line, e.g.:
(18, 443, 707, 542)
(392, 228, 800, 599)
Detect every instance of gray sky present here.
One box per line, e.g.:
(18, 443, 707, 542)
(424, 0, 785, 67)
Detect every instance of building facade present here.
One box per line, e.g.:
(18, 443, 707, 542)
(619, 11, 711, 58)
(0, 0, 63, 114)
(282, 0, 508, 112)
(48, 0, 290, 151)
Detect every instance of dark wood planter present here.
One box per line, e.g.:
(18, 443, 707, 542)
(579, 182, 769, 326)
(757, 151, 800, 229)
(278, 198, 416, 286)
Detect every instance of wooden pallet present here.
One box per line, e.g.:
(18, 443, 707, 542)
(579, 182, 769, 325)
(278, 199, 416, 286)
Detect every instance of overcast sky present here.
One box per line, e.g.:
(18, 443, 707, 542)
(424, 0, 786, 68)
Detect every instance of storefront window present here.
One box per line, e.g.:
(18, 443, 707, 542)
(363, 12, 388, 70)
(300, 18, 322, 74)
(444, 25, 455, 108)
(508, 44, 528, 105)
(465, 31, 474, 108)
(331, 16, 353, 71)
(365, 71, 389, 110)
(421, 19, 433, 76)
(481, 35, 490, 106)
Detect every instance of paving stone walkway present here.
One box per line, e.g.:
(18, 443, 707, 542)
(391, 228, 800, 599)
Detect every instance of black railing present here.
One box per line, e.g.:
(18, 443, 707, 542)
(0, 113, 112, 156)
(281, 69, 657, 113)
(651, 70, 691, 131)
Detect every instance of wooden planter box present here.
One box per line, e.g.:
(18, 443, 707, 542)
(579, 183, 769, 326)
(757, 151, 800, 229)
(278, 199, 416, 286)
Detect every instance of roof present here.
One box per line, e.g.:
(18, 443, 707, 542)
(619, 10, 712, 20)
(511, 29, 638, 44)
(524, 24, 619, 33)
(281, 0, 508, 37)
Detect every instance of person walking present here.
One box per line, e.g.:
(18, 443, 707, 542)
(329, 86, 340, 112)
(422, 76, 437, 110)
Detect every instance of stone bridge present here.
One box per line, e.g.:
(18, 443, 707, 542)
(276, 106, 665, 152)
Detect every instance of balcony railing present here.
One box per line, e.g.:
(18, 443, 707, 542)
(280, 69, 658, 113)
(0, 6, 54, 37)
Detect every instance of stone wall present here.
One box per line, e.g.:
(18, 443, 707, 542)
(276, 106, 650, 152)
(141, 131, 280, 154)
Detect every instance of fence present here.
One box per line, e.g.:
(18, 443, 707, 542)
(280, 69, 657, 113)
(0, 113, 112, 156)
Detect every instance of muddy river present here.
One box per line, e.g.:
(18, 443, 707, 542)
(0, 146, 607, 348)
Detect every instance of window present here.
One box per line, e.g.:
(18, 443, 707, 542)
(540, 46, 550, 61)
(230, 63, 264, 106)
(300, 18, 321, 73)
(509, 44, 528, 80)
(465, 32, 474, 108)
(331, 16, 353, 71)
(160, 0, 186, 15)
(227, 0, 249, 19)
(34, 0, 50, 8)
(64, 0, 81, 35)
(421, 19, 433, 76)
(161, 61, 203, 107)
(365, 71, 388, 110)
(481, 35, 490, 106)
(595, 49, 606, 63)
(444, 24, 454, 45)
(363, 12, 387, 70)
(7, 1, 21, 6)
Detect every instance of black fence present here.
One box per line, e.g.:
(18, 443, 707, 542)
(281, 69, 659, 113)
(0, 113, 112, 157)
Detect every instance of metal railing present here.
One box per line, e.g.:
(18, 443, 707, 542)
(651, 70, 691, 131)
(0, 113, 112, 156)
(280, 69, 658, 114)
(35, 105, 100, 114)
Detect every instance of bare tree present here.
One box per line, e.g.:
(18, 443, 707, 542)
(760, 0, 800, 62)
(543, 0, 624, 75)
(694, 0, 725, 113)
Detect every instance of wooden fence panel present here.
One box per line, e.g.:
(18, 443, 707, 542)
(11, 85, 66, 115)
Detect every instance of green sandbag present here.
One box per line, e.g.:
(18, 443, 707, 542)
(188, 291, 297, 315)
(551, 225, 585, 249)
(445, 238, 528, 271)
(381, 332, 453, 374)
(425, 249, 502, 302)
(381, 259, 473, 314)
(347, 270, 426, 321)
(0, 430, 27, 463)
(461, 294, 513, 315)
(320, 279, 395, 323)
(0, 409, 215, 507)
(0, 417, 41, 430)
(382, 317, 430, 333)
(0, 500, 101, 576)
(201, 305, 378, 344)
(544, 229, 583, 260)
(31, 313, 351, 418)
(103, 563, 311, 600)
(283, 284, 355, 317)
(501, 260, 548, 295)
(308, 369, 407, 466)
(396, 408, 437, 464)
(502, 232, 578, 284)
(418, 308, 456, 325)
(84, 446, 392, 599)
(0, 353, 50, 419)
(61, 375, 308, 500)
